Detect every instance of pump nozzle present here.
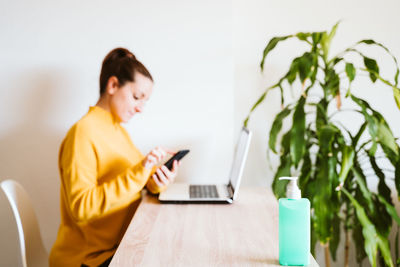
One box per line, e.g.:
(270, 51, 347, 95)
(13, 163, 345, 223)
(279, 176, 301, 199)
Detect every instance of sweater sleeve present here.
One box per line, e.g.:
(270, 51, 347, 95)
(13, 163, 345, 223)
(145, 173, 168, 194)
(59, 126, 151, 223)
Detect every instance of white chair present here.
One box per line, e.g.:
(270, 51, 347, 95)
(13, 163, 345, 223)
(0, 179, 48, 267)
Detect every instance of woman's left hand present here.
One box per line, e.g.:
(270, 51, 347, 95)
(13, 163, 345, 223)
(152, 160, 180, 187)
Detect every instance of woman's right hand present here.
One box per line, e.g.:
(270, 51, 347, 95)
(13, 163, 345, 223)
(142, 147, 174, 170)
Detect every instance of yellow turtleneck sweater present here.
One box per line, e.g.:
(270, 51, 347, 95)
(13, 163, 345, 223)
(49, 106, 163, 267)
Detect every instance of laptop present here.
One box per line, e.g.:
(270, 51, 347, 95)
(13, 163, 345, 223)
(159, 127, 252, 203)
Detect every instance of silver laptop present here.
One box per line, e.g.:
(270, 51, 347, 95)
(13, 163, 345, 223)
(159, 127, 252, 203)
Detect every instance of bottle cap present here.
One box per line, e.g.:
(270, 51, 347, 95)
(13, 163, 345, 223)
(279, 176, 301, 199)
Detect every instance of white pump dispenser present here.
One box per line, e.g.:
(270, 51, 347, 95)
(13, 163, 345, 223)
(279, 177, 301, 199)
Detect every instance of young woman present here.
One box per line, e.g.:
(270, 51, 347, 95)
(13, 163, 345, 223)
(49, 48, 178, 267)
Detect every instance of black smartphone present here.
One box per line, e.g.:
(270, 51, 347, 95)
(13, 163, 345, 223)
(164, 150, 190, 170)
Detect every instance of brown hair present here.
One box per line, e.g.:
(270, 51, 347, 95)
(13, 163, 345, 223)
(99, 48, 153, 95)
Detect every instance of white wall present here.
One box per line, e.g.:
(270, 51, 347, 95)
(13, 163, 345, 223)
(234, 0, 400, 266)
(0, 0, 233, 266)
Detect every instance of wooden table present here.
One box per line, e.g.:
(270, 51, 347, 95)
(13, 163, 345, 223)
(109, 187, 319, 267)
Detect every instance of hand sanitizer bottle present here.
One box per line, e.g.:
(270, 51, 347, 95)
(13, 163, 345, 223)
(279, 177, 310, 266)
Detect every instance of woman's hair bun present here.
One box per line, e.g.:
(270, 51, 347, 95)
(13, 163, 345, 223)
(109, 47, 136, 61)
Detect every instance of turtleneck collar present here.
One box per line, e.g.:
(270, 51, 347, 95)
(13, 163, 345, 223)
(89, 106, 120, 126)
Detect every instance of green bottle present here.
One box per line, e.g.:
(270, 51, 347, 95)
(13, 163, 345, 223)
(279, 177, 310, 266)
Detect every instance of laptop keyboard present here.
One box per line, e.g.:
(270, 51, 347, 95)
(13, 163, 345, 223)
(189, 185, 219, 198)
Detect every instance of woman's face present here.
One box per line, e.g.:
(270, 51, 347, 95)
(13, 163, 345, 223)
(109, 73, 153, 123)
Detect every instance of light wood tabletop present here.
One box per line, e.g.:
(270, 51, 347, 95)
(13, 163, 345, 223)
(109, 187, 319, 267)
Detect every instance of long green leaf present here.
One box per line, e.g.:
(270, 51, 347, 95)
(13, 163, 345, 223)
(321, 21, 340, 60)
(372, 195, 392, 237)
(296, 32, 310, 41)
(359, 66, 400, 110)
(286, 59, 299, 84)
(318, 125, 338, 154)
(261, 35, 292, 71)
(369, 156, 392, 204)
(324, 68, 340, 97)
(328, 21, 340, 41)
(244, 88, 270, 127)
(310, 54, 319, 85)
(393, 87, 400, 110)
(312, 32, 323, 45)
(353, 95, 399, 160)
(376, 118, 399, 157)
(377, 195, 400, 226)
(279, 85, 284, 107)
(357, 39, 399, 86)
(345, 62, 356, 82)
(396, 158, 400, 201)
(342, 188, 394, 267)
(290, 96, 306, 167)
(363, 56, 380, 82)
(332, 57, 344, 66)
(313, 156, 336, 243)
(321, 37, 330, 60)
(269, 107, 291, 153)
(353, 121, 368, 148)
(370, 142, 378, 156)
(338, 145, 355, 185)
(316, 99, 328, 132)
(378, 235, 395, 267)
(272, 131, 292, 198)
(353, 216, 368, 264)
(272, 154, 291, 198)
(351, 95, 379, 154)
(329, 213, 341, 261)
(353, 167, 375, 213)
(346, 46, 400, 110)
(366, 110, 399, 164)
(281, 129, 291, 154)
(299, 148, 312, 194)
(311, 219, 317, 256)
(298, 52, 314, 82)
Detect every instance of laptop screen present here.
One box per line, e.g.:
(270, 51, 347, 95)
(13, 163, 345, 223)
(228, 127, 252, 195)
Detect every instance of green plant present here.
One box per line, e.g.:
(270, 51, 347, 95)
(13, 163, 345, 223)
(244, 22, 400, 267)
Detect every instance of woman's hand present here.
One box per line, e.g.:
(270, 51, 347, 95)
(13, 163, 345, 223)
(142, 147, 172, 170)
(152, 160, 180, 187)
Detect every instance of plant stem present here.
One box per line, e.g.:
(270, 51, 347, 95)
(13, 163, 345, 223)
(345, 230, 350, 267)
(325, 244, 331, 267)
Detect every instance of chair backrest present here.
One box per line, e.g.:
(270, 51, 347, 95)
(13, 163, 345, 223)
(0, 179, 48, 267)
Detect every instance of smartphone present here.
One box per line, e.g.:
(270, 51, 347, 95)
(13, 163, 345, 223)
(164, 150, 190, 170)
